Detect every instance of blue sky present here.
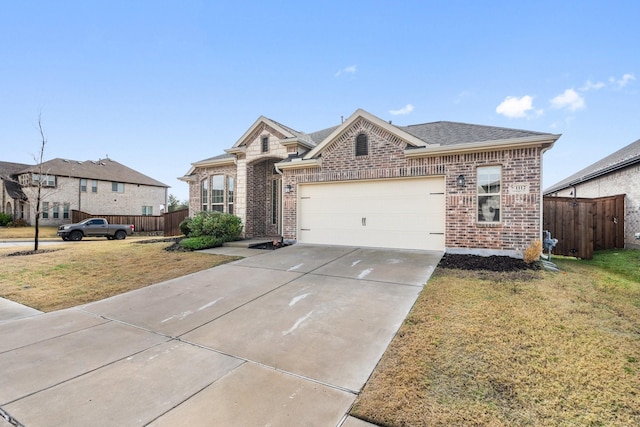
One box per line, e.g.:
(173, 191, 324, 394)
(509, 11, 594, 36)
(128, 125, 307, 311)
(1, 1, 638, 202)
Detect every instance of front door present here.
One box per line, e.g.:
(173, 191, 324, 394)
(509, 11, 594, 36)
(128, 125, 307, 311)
(267, 176, 281, 236)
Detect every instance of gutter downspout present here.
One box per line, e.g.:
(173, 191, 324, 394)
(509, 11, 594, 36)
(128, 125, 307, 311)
(540, 144, 554, 245)
(274, 162, 284, 238)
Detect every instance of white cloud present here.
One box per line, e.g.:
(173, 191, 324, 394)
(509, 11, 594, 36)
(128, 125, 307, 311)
(334, 65, 357, 77)
(610, 73, 636, 88)
(580, 80, 606, 91)
(495, 95, 536, 118)
(454, 90, 473, 104)
(550, 89, 585, 111)
(389, 104, 414, 115)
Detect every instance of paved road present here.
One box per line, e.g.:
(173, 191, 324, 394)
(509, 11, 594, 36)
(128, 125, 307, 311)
(0, 244, 442, 426)
(0, 240, 59, 248)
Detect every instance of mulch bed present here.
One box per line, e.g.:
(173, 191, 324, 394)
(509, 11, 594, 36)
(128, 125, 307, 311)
(6, 249, 59, 257)
(438, 253, 541, 272)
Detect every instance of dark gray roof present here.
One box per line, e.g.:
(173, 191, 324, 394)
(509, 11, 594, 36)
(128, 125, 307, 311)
(193, 153, 235, 163)
(3, 179, 27, 200)
(0, 161, 31, 178)
(307, 125, 341, 144)
(196, 115, 556, 167)
(0, 162, 30, 201)
(544, 138, 640, 194)
(267, 118, 317, 146)
(399, 121, 550, 146)
(17, 158, 168, 188)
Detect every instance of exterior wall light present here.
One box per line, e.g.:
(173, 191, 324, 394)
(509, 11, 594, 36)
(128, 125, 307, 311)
(285, 184, 292, 193)
(456, 174, 465, 188)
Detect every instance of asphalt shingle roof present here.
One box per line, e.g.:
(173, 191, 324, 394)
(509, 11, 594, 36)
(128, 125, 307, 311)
(544, 138, 640, 194)
(0, 161, 31, 178)
(17, 158, 168, 187)
(399, 121, 549, 146)
(193, 114, 557, 165)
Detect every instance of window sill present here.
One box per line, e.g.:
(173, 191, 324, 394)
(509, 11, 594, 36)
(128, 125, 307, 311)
(476, 222, 502, 228)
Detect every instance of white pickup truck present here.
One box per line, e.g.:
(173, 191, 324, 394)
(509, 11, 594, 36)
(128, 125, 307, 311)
(57, 218, 135, 241)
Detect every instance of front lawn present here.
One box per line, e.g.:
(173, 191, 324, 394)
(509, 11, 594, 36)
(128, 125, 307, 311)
(0, 240, 239, 312)
(351, 250, 640, 426)
(0, 226, 59, 239)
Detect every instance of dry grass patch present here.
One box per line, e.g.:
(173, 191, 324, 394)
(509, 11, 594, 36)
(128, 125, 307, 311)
(0, 226, 59, 239)
(352, 259, 640, 426)
(0, 240, 238, 312)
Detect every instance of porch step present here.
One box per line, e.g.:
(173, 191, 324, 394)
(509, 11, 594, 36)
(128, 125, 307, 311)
(223, 237, 282, 248)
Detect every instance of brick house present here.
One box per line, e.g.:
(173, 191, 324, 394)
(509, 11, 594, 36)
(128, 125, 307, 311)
(1, 158, 168, 226)
(544, 138, 640, 249)
(181, 109, 560, 257)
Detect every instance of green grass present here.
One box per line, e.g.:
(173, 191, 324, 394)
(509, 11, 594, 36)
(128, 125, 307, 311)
(582, 249, 640, 283)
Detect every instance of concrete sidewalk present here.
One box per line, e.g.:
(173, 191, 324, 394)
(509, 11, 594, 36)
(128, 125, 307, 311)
(0, 244, 441, 426)
(0, 298, 42, 323)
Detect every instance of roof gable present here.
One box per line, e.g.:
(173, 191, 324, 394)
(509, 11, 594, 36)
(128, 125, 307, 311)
(231, 116, 299, 149)
(303, 109, 427, 159)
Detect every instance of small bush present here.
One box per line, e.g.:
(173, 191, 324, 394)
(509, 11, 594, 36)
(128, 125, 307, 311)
(9, 218, 29, 228)
(0, 212, 12, 226)
(179, 217, 192, 236)
(524, 239, 542, 264)
(179, 235, 224, 251)
(187, 211, 243, 241)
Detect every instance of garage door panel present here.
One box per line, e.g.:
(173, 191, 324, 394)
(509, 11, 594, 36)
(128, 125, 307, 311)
(298, 178, 445, 251)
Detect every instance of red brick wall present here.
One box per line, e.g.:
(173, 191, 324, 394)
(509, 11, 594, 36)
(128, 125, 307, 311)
(245, 158, 282, 237)
(282, 119, 543, 255)
(187, 164, 237, 216)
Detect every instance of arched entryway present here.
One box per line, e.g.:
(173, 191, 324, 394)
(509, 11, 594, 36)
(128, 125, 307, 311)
(245, 158, 282, 238)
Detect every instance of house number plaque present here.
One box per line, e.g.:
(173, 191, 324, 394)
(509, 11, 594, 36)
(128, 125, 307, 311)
(509, 183, 530, 194)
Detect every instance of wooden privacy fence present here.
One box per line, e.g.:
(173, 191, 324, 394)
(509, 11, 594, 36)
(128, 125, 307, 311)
(543, 195, 625, 259)
(163, 208, 189, 237)
(72, 208, 190, 236)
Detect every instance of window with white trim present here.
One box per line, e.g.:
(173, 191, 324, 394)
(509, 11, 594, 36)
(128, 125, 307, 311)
(112, 182, 124, 193)
(63, 203, 70, 219)
(142, 206, 153, 216)
(227, 176, 234, 214)
(42, 202, 49, 219)
(80, 178, 87, 192)
(201, 179, 208, 211)
(33, 174, 55, 187)
(477, 166, 501, 223)
(53, 203, 60, 219)
(211, 175, 224, 212)
(261, 136, 269, 153)
(91, 180, 98, 193)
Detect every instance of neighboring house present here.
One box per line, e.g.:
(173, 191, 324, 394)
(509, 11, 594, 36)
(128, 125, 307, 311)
(181, 109, 560, 257)
(1, 157, 169, 226)
(544, 138, 640, 249)
(0, 161, 31, 221)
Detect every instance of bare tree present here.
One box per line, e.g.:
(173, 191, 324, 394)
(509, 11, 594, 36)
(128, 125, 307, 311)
(33, 115, 47, 251)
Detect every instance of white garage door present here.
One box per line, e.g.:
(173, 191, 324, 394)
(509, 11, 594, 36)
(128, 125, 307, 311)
(298, 177, 445, 251)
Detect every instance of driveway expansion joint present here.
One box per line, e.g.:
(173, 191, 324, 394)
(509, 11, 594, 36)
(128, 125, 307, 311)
(0, 407, 23, 427)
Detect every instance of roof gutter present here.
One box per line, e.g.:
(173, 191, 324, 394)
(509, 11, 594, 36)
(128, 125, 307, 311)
(276, 158, 322, 170)
(404, 134, 561, 158)
(544, 155, 640, 194)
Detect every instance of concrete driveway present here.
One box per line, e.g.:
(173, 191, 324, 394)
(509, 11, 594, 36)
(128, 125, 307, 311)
(0, 244, 442, 426)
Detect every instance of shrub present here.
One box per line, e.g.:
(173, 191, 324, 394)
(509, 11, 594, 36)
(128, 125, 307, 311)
(524, 239, 542, 264)
(179, 217, 192, 237)
(9, 218, 29, 228)
(179, 235, 224, 251)
(0, 212, 12, 226)
(187, 211, 243, 241)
